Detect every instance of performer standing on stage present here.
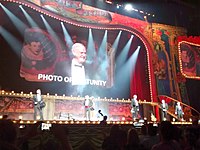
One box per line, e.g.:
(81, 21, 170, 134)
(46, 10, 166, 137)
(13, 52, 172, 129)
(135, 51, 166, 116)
(161, 99, 168, 121)
(131, 94, 139, 121)
(175, 102, 184, 120)
(84, 95, 94, 121)
(33, 89, 45, 120)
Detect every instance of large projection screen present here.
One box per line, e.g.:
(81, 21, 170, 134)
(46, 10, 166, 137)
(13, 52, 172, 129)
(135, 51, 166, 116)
(0, 1, 149, 100)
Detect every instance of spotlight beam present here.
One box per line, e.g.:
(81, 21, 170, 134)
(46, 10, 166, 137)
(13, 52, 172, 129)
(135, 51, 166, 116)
(0, 3, 27, 36)
(127, 45, 141, 73)
(0, 26, 21, 57)
(61, 22, 73, 49)
(98, 30, 108, 60)
(114, 46, 141, 97)
(111, 30, 122, 54)
(116, 35, 134, 68)
(40, 14, 60, 41)
(87, 28, 96, 64)
(97, 30, 108, 79)
(19, 5, 38, 27)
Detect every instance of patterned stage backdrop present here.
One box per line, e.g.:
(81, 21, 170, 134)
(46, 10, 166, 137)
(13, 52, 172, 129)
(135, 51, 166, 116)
(54, 99, 132, 121)
(0, 96, 132, 121)
(0, 96, 34, 119)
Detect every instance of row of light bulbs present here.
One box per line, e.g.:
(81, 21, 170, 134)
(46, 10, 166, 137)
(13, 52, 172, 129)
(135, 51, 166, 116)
(0, 90, 157, 104)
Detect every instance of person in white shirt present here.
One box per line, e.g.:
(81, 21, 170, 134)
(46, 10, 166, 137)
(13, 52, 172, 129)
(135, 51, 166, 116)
(71, 43, 87, 85)
(84, 95, 94, 121)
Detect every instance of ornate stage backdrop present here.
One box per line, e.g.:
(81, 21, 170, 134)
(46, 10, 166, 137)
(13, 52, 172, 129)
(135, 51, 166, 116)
(1, 0, 199, 119)
(0, 94, 133, 120)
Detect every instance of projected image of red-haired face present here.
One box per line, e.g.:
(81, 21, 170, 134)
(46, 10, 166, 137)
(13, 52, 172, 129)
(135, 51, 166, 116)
(179, 43, 200, 78)
(20, 28, 59, 81)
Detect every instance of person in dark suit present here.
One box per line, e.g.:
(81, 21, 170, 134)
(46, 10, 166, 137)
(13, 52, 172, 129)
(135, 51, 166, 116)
(131, 94, 139, 121)
(175, 102, 184, 121)
(161, 99, 168, 121)
(33, 89, 45, 120)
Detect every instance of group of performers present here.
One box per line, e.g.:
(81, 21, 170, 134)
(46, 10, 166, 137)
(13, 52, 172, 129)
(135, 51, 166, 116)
(33, 90, 184, 122)
(160, 99, 184, 121)
(130, 94, 184, 121)
(33, 90, 95, 121)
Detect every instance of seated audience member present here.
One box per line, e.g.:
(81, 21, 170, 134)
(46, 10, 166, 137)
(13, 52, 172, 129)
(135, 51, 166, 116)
(140, 123, 159, 150)
(126, 128, 143, 150)
(102, 124, 123, 150)
(20, 122, 72, 150)
(151, 121, 181, 150)
(139, 125, 148, 140)
(184, 126, 200, 150)
(0, 119, 19, 150)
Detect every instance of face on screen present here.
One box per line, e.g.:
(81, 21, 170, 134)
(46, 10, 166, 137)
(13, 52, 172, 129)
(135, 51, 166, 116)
(180, 43, 200, 77)
(72, 43, 87, 64)
(29, 42, 42, 56)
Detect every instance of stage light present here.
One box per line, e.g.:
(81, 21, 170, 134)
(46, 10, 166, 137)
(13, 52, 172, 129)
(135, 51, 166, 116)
(18, 116, 23, 120)
(36, 116, 40, 120)
(116, 4, 120, 9)
(139, 10, 144, 14)
(105, 0, 112, 4)
(124, 4, 133, 11)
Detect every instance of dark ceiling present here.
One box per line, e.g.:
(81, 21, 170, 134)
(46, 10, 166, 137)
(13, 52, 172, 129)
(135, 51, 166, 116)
(83, 0, 200, 36)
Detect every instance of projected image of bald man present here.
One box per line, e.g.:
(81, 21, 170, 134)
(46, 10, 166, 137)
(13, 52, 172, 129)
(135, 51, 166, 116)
(71, 43, 87, 85)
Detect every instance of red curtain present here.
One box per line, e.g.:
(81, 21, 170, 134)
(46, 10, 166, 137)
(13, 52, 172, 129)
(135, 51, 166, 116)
(130, 51, 151, 101)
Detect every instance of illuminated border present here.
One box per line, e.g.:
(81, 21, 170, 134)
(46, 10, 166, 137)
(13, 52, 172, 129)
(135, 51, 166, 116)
(1, 0, 154, 102)
(178, 41, 200, 79)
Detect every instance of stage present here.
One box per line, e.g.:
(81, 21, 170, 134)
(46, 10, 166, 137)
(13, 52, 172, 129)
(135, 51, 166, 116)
(0, 90, 157, 122)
